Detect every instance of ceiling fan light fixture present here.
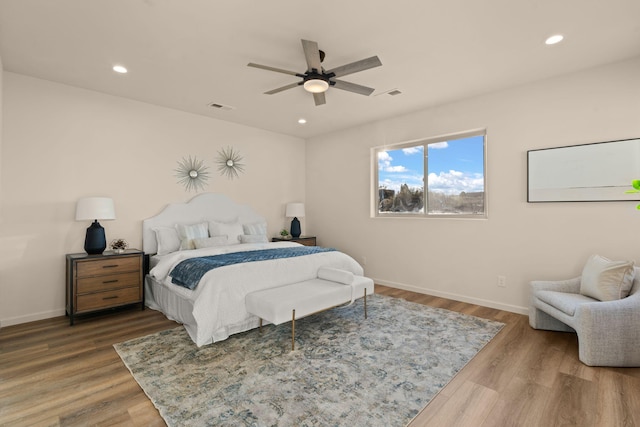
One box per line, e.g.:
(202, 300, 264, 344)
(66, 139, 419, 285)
(249, 39, 382, 106)
(303, 79, 329, 93)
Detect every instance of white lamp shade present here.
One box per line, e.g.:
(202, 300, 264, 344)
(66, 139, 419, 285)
(285, 203, 305, 218)
(75, 197, 116, 221)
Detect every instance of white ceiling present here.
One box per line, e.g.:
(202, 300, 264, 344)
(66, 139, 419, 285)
(1, 0, 639, 139)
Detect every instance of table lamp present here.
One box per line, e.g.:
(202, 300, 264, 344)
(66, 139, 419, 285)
(285, 203, 305, 238)
(75, 197, 116, 254)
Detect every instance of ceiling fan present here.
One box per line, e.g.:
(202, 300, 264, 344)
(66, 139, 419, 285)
(247, 39, 382, 106)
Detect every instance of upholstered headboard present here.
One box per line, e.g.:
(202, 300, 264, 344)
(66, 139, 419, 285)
(142, 193, 266, 254)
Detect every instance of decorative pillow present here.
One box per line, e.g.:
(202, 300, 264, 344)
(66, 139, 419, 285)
(153, 226, 181, 255)
(579, 254, 635, 301)
(318, 267, 354, 285)
(193, 235, 230, 249)
(239, 234, 269, 244)
(209, 221, 243, 245)
(175, 222, 209, 250)
(243, 222, 268, 236)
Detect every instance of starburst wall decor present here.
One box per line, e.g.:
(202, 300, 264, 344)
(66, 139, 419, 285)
(175, 155, 210, 192)
(216, 146, 245, 180)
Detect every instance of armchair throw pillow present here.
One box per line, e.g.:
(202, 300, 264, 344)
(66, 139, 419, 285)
(579, 254, 635, 301)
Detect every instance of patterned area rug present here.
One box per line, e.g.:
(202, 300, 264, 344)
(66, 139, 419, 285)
(114, 294, 504, 427)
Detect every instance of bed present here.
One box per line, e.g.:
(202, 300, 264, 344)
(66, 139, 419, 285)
(142, 193, 364, 346)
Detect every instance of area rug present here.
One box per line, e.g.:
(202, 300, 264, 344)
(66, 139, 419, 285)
(114, 294, 504, 427)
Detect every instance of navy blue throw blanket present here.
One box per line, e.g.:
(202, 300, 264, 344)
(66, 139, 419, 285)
(170, 246, 337, 290)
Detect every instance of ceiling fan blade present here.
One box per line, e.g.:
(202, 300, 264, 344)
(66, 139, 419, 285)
(264, 82, 301, 95)
(332, 79, 375, 96)
(313, 92, 326, 106)
(301, 39, 322, 72)
(326, 56, 382, 78)
(247, 63, 300, 76)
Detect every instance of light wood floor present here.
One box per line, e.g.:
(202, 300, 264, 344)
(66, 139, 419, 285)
(1, 285, 639, 426)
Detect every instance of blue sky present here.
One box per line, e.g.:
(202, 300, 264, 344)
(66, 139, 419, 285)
(378, 135, 484, 195)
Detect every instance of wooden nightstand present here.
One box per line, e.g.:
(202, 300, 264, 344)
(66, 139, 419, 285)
(66, 249, 144, 325)
(271, 236, 317, 246)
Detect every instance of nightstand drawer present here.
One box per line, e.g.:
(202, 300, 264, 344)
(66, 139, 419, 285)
(76, 287, 142, 312)
(77, 271, 141, 293)
(76, 255, 140, 277)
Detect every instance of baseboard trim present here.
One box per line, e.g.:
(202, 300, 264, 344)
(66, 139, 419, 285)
(0, 281, 529, 328)
(0, 309, 66, 328)
(372, 278, 529, 315)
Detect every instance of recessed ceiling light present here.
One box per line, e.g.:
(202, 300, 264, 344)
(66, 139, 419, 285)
(112, 65, 128, 74)
(545, 34, 564, 45)
(298, 118, 307, 124)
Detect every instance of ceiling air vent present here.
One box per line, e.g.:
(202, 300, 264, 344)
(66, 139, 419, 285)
(375, 88, 402, 97)
(207, 102, 236, 111)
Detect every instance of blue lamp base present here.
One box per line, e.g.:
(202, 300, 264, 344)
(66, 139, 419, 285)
(290, 217, 301, 238)
(84, 220, 107, 254)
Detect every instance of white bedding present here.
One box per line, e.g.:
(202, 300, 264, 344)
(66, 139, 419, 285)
(146, 241, 364, 346)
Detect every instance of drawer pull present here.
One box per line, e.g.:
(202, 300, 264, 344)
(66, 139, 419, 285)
(102, 264, 119, 269)
(102, 279, 119, 284)
(102, 296, 119, 300)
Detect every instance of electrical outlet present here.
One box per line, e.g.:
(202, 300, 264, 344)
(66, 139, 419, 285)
(497, 275, 506, 288)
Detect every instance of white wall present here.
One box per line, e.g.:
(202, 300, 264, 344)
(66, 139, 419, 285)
(2, 57, 639, 326)
(0, 54, 3, 221)
(306, 57, 640, 314)
(0, 72, 305, 326)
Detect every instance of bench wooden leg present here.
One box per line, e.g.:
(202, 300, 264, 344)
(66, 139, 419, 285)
(364, 288, 368, 319)
(291, 309, 296, 351)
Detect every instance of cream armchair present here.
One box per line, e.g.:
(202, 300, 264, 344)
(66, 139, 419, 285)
(529, 266, 640, 367)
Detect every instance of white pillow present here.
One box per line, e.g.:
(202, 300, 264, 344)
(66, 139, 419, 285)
(318, 267, 354, 285)
(209, 221, 243, 245)
(580, 254, 635, 301)
(175, 222, 209, 250)
(239, 234, 268, 244)
(243, 222, 267, 236)
(193, 235, 230, 249)
(153, 226, 181, 255)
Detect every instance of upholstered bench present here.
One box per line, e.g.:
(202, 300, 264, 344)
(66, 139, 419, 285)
(245, 267, 374, 350)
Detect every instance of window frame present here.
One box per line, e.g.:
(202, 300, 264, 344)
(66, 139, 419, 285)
(373, 129, 487, 219)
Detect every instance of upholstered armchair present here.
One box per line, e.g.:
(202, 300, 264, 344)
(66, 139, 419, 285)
(529, 262, 640, 367)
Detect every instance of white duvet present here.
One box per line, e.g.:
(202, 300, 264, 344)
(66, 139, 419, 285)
(147, 241, 363, 346)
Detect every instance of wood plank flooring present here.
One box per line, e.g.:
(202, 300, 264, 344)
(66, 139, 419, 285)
(1, 286, 639, 426)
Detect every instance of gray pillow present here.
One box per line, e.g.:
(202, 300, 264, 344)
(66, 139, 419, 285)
(239, 234, 268, 244)
(193, 235, 230, 249)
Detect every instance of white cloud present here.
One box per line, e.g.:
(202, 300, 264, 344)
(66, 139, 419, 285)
(402, 146, 423, 155)
(427, 170, 484, 195)
(378, 151, 391, 161)
(381, 170, 482, 194)
(429, 141, 449, 149)
(379, 173, 424, 192)
(378, 151, 392, 170)
(378, 150, 408, 173)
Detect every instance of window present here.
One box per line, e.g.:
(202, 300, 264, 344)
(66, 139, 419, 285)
(375, 130, 486, 217)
